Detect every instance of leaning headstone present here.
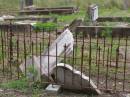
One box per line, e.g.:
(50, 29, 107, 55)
(52, 63, 101, 95)
(20, 29, 74, 80)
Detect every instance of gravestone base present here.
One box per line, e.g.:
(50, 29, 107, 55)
(45, 84, 62, 94)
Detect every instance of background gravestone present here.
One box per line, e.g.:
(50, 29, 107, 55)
(88, 4, 98, 22)
(25, 0, 33, 7)
(123, 0, 130, 10)
(20, 0, 24, 10)
(84, 4, 98, 26)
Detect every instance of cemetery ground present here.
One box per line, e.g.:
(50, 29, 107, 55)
(0, 2, 130, 96)
(0, 31, 130, 97)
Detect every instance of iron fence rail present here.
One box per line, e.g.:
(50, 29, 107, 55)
(0, 24, 130, 93)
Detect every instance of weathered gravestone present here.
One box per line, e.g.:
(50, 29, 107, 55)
(52, 63, 101, 95)
(20, 0, 24, 10)
(123, 0, 130, 10)
(20, 28, 101, 95)
(25, 0, 33, 7)
(88, 4, 98, 22)
(20, 28, 74, 80)
(20, 0, 34, 10)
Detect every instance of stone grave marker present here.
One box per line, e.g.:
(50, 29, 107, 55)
(20, 28, 101, 95)
(25, 0, 33, 7)
(88, 4, 98, 22)
(20, 28, 74, 80)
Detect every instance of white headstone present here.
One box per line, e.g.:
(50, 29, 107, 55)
(88, 5, 98, 21)
(20, 29, 74, 80)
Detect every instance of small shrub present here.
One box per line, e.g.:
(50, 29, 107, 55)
(101, 28, 112, 38)
(33, 22, 57, 32)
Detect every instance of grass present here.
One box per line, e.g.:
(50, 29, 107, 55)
(0, 78, 29, 91)
(0, 77, 45, 97)
(99, 7, 130, 17)
(0, 0, 130, 16)
(33, 22, 57, 31)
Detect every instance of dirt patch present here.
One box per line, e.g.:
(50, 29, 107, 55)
(0, 89, 129, 97)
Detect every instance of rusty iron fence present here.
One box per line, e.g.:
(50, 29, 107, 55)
(0, 23, 130, 93)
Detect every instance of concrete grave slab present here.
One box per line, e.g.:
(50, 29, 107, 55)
(45, 84, 61, 94)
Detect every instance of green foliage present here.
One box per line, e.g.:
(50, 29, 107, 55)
(33, 22, 57, 32)
(27, 65, 39, 80)
(101, 28, 112, 38)
(0, 45, 6, 62)
(0, 78, 29, 90)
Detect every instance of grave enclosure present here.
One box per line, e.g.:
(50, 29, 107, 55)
(0, 1, 130, 96)
(0, 22, 130, 94)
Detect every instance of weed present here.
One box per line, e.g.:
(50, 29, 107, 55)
(33, 22, 57, 32)
(0, 78, 29, 91)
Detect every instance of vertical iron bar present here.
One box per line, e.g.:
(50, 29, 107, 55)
(123, 36, 128, 91)
(36, 30, 38, 55)
(24, 28, 27, 77)
(1, 38, 5, 75)
(96, 35, 99, 66)
(114, 35, 120, 91)
(55, 43, 58, 83)
(9, 22, 13, 79)
(97, 46, 101, 88)
(64, 44, 67, 85)
(29, 25, 32, 53)
(81, 44, 84, 89)
(103, 36, 106, 66)
(40, 42, 42, 82)
(42, 29, 45, 50)
(106, 48, 109, 90)
(32, 42, 34, 81)
(48, 43, 50, 82)
(17, 40, 19, 79)
(88, 33, 92, 88)
(109, 36, 113, 67)
(75, 30, 78, 65)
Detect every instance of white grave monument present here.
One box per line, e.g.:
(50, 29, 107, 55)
(20, 28, 101, 94)
(20, 29, 74, 80)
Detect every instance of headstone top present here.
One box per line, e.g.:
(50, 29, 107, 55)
(88, 4, 98, 22)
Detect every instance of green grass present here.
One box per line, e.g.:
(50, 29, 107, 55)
(0, 0, 130, 25)
(0, 77, 44, 94)
(0, 78, 29, 90)
(99, 7, 130, 17)
(33, 22, 57, 31)
(0, 0, 130, 14)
